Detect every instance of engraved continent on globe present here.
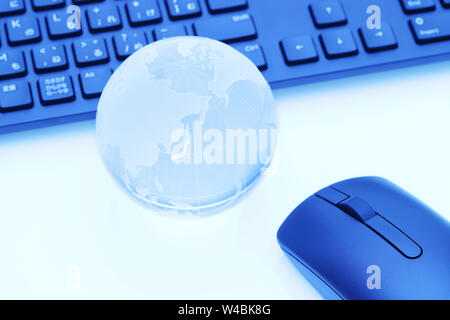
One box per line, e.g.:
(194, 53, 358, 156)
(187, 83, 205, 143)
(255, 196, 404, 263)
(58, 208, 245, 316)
(96, 36, 277, 216)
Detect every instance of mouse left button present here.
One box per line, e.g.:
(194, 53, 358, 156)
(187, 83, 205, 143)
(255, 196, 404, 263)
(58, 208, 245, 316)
(315, 187, 349, 205)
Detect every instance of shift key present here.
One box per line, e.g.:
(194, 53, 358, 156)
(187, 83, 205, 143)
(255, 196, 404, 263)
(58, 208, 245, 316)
(193, 13, 257, 43)
(409, 13, 450, 44)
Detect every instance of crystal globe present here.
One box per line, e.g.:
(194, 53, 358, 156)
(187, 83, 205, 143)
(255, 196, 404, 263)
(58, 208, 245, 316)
(96, 36, 277, 216)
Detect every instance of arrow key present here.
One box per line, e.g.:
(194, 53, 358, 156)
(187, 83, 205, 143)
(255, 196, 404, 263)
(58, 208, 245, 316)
(280, 35, 319, 65)
(320, 29, 358, 59)
(359, 24, 398, 53)
(309, 0, 347, 28)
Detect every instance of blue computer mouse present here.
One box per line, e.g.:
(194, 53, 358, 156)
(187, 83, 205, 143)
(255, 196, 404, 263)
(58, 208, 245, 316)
(277, 177, 450, 300)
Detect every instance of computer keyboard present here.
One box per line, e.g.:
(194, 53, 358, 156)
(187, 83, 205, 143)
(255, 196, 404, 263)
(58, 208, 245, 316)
(0, 0, 449, 134)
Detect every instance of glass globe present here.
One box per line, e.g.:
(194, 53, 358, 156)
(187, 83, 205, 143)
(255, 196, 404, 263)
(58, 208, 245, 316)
(96, 36, 277, 216)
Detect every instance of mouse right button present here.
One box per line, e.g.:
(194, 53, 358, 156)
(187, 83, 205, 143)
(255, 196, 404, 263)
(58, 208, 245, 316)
(366, 215, 422, 259)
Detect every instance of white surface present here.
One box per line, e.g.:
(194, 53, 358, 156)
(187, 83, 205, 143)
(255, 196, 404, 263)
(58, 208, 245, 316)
(1, 61, 450, 299)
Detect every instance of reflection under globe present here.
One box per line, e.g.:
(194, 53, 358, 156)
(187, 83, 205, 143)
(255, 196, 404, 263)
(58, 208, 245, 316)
(96, 36, 277, 216)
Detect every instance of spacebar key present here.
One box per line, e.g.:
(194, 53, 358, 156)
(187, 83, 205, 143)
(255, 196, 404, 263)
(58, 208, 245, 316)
(410, 13, 450, 44)
(193, 13, 257, 43)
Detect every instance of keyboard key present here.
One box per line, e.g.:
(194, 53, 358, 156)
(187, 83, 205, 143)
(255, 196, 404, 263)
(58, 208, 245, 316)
(87, 4, 122, 33)
(359, 24, 398, 53)
(79, 67, 111, 98)
(0, 50, 27, 80)
(113, 31, 147, 60)
(6, 17, 42, 45)
(38, 73, 75, 105)
(73, 38, 109, 67)
(400, 0, 435, 14)
(0, 0, 25, 17)
(126, 0, 162, 26)
(280, 35, 319, 65)
(409, 13, 450, 43)
(0, 79, 33, 112)
(309, 0, 347, 28)
(46, 9, 82, 39)
(206, 0, 248, 13)
(152, 25, 187, 40)
(193, 13, 257, 43)
(320, 29, 358, 59)
(234, 44, 267, 70)
(32, 44, 68, 73)
(165, 0, 201, 20)
(442, 0, 450, 8)
(32, 0, 66, 11)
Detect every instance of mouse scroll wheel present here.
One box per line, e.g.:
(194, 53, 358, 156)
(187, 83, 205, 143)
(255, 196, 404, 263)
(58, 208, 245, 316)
(315, 188, 422, 258)
(338, 197, 422, 259)
(337, 197, 376, 222)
